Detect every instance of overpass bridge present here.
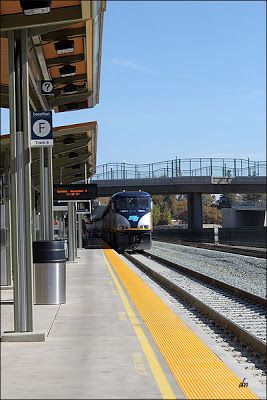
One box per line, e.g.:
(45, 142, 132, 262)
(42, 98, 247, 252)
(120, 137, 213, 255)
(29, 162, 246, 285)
(94, 176, 266, 196)
(92, 158, 266, 229)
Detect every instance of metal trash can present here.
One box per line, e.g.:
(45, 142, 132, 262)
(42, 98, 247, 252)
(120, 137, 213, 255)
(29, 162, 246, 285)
(33, 240, 66, 305)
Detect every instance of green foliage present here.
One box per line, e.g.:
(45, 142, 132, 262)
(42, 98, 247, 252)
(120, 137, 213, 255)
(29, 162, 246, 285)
(159, 205, 172, 225)
(202, 194, 216, 206)
(203, 205, 222, 224)
(152, 204, 161, 226)
(152, 194, 223, 225)
(216, 193, 238, 208)
(241, 193, 265, 203)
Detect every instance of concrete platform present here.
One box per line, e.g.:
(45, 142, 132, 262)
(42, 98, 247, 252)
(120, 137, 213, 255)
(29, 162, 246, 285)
(1, 242, 182, 399)
(1, 240, 264, 399)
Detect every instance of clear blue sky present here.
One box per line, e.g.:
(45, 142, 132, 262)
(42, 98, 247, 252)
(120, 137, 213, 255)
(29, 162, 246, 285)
(1, 1, 266, 165)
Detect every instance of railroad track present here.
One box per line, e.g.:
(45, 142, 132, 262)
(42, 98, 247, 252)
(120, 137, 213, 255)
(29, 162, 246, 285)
(152, 238, 267, 259)
(124, 251, 266, 356)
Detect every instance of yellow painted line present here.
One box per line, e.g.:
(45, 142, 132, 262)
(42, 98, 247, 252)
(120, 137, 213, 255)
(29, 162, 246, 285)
(119, 311, 127, 320)
(132, 352, 149, 376)
(101, 249, 176, 400)
(102, 246, 258, 400)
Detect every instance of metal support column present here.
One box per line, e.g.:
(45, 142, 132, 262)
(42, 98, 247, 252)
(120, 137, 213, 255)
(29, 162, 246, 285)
(6, 176, 12, 285)
(47, 146, 54, 240)
(74, 203, 77, 258)
(39, 148, 46, 239)
(78, 214, 83, 249)
(10, 29, 33, 332)
(8, 30, 19, 317)
(68, 202, 75, 262)
(44, 165, 50, 239)
(39, 147, 53, 240)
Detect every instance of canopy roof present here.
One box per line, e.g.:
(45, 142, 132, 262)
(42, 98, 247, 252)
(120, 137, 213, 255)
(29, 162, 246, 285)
(0, 121, 98, 185)
(0, 0, 106, 112)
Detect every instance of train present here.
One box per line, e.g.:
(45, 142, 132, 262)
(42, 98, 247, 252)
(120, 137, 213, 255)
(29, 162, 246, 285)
(91, 191, 152, 252)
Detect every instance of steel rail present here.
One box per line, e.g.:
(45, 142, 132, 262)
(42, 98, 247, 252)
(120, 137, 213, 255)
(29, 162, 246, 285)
(152, 238, 267, 259)
(124, 252, 266, 356)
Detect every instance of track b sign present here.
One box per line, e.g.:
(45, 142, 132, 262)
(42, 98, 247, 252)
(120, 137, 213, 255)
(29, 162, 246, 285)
(31, 111, 53, 147)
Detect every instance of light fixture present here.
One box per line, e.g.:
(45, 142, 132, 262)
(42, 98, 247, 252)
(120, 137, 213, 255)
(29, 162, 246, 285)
(63, 84, 78, 95)
(54, 40, 74, 55)
(68, 152, 78, 159)
(59, 65, 76, 77)
(72, 164, 81, 169)
(20, 0, 51, 15)
(63, 136, 75, 145)
(67, 103, 80, 111)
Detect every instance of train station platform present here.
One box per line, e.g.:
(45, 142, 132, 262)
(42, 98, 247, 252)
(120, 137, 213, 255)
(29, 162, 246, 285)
(1, 240, 264, 399)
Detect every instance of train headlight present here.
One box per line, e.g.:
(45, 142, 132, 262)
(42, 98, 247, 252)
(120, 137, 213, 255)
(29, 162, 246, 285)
(144, 225, 149, 229)
(140, 225, 144, 229)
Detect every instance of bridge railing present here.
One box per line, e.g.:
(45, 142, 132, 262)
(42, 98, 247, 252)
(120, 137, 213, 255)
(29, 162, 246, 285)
(232, 199, 267, 208)
(92, 158, 267, 181)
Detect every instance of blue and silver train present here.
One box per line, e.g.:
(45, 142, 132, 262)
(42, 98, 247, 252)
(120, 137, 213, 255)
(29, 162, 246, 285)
(97, 191, 152, 251)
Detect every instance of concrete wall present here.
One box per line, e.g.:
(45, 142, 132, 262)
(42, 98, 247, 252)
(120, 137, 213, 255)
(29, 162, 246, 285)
(152, 228, 215, 243)
(222, 208, 266, 227)
(218, 227, 266, 248)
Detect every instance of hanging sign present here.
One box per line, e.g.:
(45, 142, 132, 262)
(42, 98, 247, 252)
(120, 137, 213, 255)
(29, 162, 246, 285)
(40, 80, 54, 95)
(31, 111, 53, 147)
(53, 184, 97, 201)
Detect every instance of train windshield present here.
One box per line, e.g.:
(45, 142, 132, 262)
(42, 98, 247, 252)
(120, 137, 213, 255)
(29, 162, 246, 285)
(115, 197, 150, 211)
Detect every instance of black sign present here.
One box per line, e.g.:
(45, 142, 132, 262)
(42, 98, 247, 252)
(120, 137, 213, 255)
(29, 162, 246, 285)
(54, 184, 97, 201)
(41, 80, 54, 95)
(31, 111, 53, 147)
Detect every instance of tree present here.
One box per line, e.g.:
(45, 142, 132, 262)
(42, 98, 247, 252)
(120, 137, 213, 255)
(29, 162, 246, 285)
(241, 193, 265, 203)
(216, 193, 238, 209)
(152, 195, 164, 205)
(159, 205, 172, 225)
(203, 205, 222, 224)
(152, 204, 161, 226)
(164, 195, 178, 217)
(173, 199, 187, 222)
(202, 194, 216, 207)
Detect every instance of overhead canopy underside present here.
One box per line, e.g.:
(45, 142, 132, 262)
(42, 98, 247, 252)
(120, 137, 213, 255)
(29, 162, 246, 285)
(0, 0, 106, 112)
(0, 121, 98, 185)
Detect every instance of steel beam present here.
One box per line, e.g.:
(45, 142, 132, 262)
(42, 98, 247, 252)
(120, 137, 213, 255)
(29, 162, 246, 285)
(0, 6, 84, 32)
(49, 91, 92, 108)
(46, 53, 85, 67)
(53, 74, 87, 87)
(41, 27, 86, 42)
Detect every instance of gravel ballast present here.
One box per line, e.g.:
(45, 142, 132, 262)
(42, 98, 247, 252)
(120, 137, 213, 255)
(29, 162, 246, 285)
(148, 241, 266, 298)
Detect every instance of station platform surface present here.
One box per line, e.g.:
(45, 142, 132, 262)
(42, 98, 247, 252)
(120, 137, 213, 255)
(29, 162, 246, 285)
(1, 239, 264, 399)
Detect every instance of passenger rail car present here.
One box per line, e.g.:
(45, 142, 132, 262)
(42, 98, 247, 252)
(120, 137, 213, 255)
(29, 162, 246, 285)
(102, 191, 152, 251)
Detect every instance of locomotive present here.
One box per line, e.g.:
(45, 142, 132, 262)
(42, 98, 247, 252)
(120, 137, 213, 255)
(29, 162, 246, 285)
(97, 191, 152, 252)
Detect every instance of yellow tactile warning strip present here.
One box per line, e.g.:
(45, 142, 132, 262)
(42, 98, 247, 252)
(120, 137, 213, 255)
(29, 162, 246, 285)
(102, 246, 258, 400)
(102, 248, 176, 399)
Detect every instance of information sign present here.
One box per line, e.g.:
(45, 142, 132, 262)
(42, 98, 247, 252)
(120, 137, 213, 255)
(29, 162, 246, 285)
(53, 184, 97, 201)
(31, 111, 53, 147)
(41, 80, 54, 95)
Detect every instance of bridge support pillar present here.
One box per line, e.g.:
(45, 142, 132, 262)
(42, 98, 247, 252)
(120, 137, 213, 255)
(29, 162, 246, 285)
(187, 193, 203, 229)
